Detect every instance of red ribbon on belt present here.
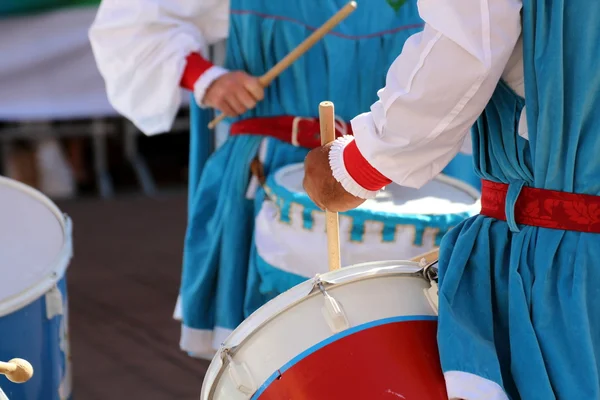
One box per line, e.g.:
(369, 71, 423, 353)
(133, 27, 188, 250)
(229, 116, 353, 149)
(480, 179, 600, 233)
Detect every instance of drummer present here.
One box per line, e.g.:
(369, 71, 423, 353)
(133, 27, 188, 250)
(88, 0, 480, 360)
(304, 0, 600, 399)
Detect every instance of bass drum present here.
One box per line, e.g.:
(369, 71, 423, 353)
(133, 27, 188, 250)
(201, 260, 447, 399)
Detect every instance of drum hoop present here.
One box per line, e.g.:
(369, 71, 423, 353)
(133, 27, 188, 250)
(266, 164, 481, 219)
(206, 265, 434, 399)
(0, 176, 73, 318)
(434, 173, 482, 202)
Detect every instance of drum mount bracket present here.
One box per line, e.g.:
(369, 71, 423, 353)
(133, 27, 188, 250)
(421, 259, 440, 314)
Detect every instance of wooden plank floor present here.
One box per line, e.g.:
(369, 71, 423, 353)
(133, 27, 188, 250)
(57, 192, 209, 400)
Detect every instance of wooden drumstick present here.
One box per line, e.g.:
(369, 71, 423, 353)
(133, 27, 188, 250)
(207, 1, 358, 129)
(0, 359, 33, 383)
(411, 248, 440, 264)
(319, 101, 342, 271)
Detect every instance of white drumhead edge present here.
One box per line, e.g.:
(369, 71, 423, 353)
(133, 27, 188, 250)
(273, 163, 481, 208)
(223, 260, 422, 348)
(434, 173, 481, 202)
(0, 176, 73, 318)
(201, 260, 424, 399)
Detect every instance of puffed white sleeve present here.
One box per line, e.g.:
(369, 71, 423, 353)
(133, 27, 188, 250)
(89, 0, 229, 135)
(329, 0, 522, 198)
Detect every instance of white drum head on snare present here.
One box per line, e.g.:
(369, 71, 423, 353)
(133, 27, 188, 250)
(275, 164, 479, 215)
(0, 176, 70, 315)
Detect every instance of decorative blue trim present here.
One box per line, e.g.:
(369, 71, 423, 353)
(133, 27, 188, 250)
(265, 173, 474, 245)
(251, 315, 437, 399)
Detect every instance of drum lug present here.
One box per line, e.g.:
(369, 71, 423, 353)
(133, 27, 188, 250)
(421, 260, 440, 315)
(317, 282, 350, 333)
(223, 349, 256, 396)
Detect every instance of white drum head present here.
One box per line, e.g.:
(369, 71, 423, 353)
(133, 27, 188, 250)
(274, 163, 480, 215)
(0, 176, 71, 316)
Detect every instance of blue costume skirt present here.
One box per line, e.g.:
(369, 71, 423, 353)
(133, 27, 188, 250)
(438, 212, 600, 399)
(178, 135, 307, 356)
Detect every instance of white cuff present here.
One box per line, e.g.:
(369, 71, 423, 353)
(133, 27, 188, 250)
(328, 135, 379, 200)
(444, 371, 509, 400)
(193, 65, 228, 108)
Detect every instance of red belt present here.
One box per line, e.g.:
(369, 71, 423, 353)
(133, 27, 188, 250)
(229, 116, 353, 149)
(480, 179, 600, 233)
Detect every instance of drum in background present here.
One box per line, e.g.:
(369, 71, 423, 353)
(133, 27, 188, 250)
(0, 176, 72, 400)
(253, 163, 480, 294)
(201, 260, 447, 399)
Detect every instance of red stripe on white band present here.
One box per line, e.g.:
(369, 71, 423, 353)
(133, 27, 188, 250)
(343, 139, 391, 191)
(180, 52, 215, 91)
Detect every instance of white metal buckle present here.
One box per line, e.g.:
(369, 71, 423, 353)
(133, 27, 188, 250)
(291, 116, 314, 147)
(292, 116, 347, 147)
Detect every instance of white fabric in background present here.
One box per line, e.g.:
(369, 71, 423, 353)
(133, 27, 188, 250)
(0, 7, 117, 121)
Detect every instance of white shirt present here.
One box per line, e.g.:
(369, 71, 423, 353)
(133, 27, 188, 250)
(89, 0, 526, 188)
(332, 0, 525, 195)
(89, 0, 231, 135)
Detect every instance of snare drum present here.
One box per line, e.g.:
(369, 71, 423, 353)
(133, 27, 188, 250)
(254, 163, 480, 294)
(201, 260, 447, 399)
(0, 176, 73, 400)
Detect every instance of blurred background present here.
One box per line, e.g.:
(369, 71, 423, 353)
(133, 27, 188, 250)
(1, 2, 218, 398)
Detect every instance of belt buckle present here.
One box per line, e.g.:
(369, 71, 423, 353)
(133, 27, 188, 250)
(291, 116, 315, 147)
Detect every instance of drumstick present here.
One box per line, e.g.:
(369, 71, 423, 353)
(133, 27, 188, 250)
(207, 1, 358, 129)
(0, 359, 33, 383)
(319, 101, 342, 271)
(411, 248, 440, 264)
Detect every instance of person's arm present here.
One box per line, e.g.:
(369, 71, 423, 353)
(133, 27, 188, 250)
(89, 0, 229, 135)
(329, 0, 522, 199)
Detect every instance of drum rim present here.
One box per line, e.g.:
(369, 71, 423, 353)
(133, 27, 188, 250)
(267, 163, 481, 218)
(201, 260, 429, 400)
(0, 175, 73, 318)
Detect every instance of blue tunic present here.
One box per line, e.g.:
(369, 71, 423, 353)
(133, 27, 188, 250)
(437, 1, 600, 398)
(181, 0, 479, 355)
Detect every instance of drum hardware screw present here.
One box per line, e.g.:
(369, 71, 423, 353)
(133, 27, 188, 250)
(316, 281, 328, 295)
(421, 260, 439, 284)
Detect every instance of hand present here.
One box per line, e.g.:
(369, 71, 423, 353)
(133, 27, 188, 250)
(202, 71, 264, 117)
(303, 143, 366, 212)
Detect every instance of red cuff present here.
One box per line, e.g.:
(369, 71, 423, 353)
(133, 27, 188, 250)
(343, 140, 392, 191)
(180, 52, 214, 91)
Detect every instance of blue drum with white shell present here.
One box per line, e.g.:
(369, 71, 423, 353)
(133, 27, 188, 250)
(0, 176, 72, 400)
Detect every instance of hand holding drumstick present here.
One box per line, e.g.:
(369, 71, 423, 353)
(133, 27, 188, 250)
(206, 1, 357, 129)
